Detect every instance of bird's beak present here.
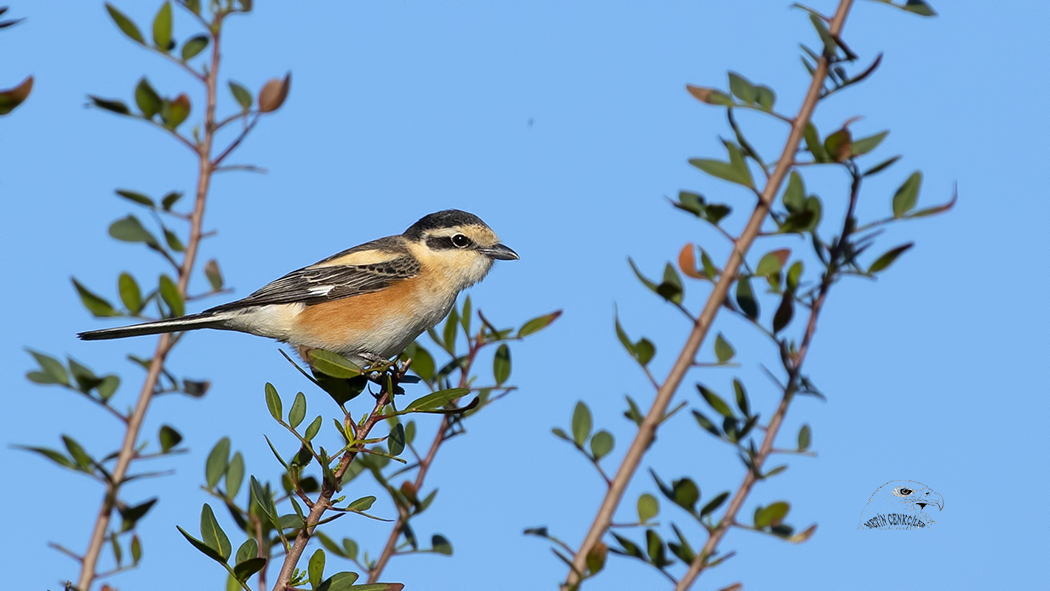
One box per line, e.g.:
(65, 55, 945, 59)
(480, 243, 519, 260)
(918, 491, 944, 511)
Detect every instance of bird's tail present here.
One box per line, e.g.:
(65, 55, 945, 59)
(77, 312, 230, 341)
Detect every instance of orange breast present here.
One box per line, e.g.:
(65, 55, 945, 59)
(293, 277, 421, 351)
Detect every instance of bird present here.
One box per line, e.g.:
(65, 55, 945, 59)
(78, 210, 518, 366)
(857, 480, 943, 530)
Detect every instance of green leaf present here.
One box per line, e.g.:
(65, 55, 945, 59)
(403, 343, 434, 382)
(97, 375, 120, 400)
(135, 78, 163, 120)
(655, 474, 700, 512)
(735, 275, 758, 321)
(728, 71, 756, 104)
(868, 243, 914, 274)
(72, 278, 120, 317)
(387, 423, 405, 456)
(783, 171, 806, 212)
(755, 501, 790, 528)
(714, 333, 734, 363)
(226, 452, 244, 498)
(229, 81, 253, 111)
(698, 385, 734, 419)
(177, 525, 225, 563)
(235, 538, 258, 565)
(493, 343, 511, 386)
(249, 477, 280, 530)
(692, 410, 721, 437)
(803, 122, 829, 162)
(317, 572, 365, 591)
(755, 85, 776, 110)
(624, 395, 644, 426)
(289, 391, 307, 429)
(725, 141, 753, 187)
(627, 258, 659, 295)
(571, 401, 592, 447)
(645, 529, 669, 566)
(181, 34, 209, 60)
(200, 503, 231, 561)
(159, 424, 182, 453)
(589, 430, 613, 460)
(431, 534, 453, 556)
(798, 424, 812, 451)
(152, 2, 172, 51)
(733, 379, 750, 417)
(347, 496, 376, 512)
(637, 493, 659, 523)
(304, 416, 323, 441)
(787, 261, 804, 292)
(234, 557, 267, 583)
(265, 383, 282, 421)
(109, 215, 160, 247)
(668, 524, 695, 563)
(27, 350, 69, 386)
(754, 252, 781, 278)
(164, 228, 184, 252)
(903, 0, 937, 16)
(88, 95, 131, 115)
(689, 158, 751, 187)
(700, 491, 729, 517)
(204, 259, 223, 290)
(16, 445, 75, 469)
(309, 548, 326, 588)
(131, 534, 142, 565)
(205, 437, 230, 490)
(773, 290, 794, 333)
(893, 172, 922, 217)
(309, 350, 362, 378)
(518, 310, 561, 337)
(159, 274, 184, 317)
(863, 155, 901, 177)
(62, 435, 93, 470)
(823, 128, 852, 163)
(404, 388, 469, 412)
(105, 3, 145, 44)
(116, 188, 154, 207)
(614, 312, 654, 366)
(67, 358, 101, 392)
(851, 130, 888, 157)
(118, 272, 143, 313)
(657, 263, 683, 304)
(610, 532, 644, 560)
(161, 94, 191, 129)
(686, 85, 733, 106)
(443, 306, 459, 353)
(809, 13, 836, 55)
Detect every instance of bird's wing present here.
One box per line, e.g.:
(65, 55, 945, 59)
(205, 254, 421, 313)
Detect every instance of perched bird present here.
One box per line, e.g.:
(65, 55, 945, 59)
(857, 480, 944, 530)
(78, 210, 518, 366)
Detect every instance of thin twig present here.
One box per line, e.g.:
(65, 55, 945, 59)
(367, 335, 485, 583)
(75, 14, 226, 590)
(562, 1, 855, 587)
(272, 388, 394, 591)
(676, 47, 860, 591)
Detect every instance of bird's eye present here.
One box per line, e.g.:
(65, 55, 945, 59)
(894, 487, 913, 496)
(451, 234, 472, 248)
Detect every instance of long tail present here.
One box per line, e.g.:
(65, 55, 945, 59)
(77, 312, 230, 341)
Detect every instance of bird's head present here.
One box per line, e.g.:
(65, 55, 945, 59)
(403, 209, 519, 290)
(872, 480, 944, 513)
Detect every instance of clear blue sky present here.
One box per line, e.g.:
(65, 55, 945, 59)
(3, 1, 1047, 589)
